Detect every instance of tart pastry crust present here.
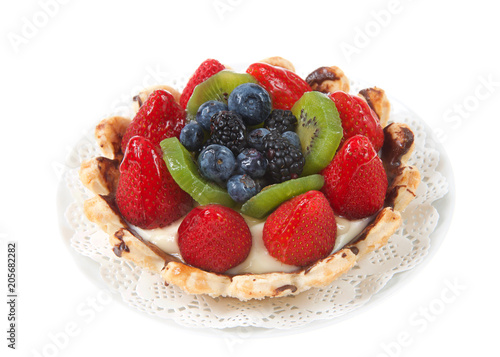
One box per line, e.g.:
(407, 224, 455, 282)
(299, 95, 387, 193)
(80, 84, 420, 300)
(358, 87, 391, 127)
(259, 56, 296, 73)
(306, 66, 350, 94)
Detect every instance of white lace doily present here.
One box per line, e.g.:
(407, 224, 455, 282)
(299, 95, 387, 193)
(62, 78, 449, 329)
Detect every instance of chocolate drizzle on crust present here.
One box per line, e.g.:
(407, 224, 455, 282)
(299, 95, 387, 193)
(348, 213, 382, 246)
(113, 230, 130, 257)
(306, 66, 340, 87)
(100, 195, 127, 225)
(359, 89, 377, 117)
(95, 157, 120, 193)
(128, 228, 182, 265)
(99, 195, 181, 265)
(385, 181, 417, 209)
(381, 123, 414, 182)
(303, 264, 315, 275)
(133, 95, 143, 108)
(385, 184, 413, 208)
(275, 284, 298, 294)
(349, 247, 359, 255)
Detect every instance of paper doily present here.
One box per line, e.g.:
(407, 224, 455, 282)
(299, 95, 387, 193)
(62, 78, 449, 329)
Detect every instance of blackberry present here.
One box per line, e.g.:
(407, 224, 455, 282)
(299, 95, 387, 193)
(264, 109, 297, 134)
(263, 132, 305, 183)
(248, 128, 270, 151)
(207, 111, 247, 155)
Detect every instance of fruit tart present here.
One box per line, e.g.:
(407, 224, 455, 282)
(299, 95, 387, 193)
(79, 57, 420, 301)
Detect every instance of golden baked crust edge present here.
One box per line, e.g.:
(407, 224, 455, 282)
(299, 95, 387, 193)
(84, 194, 401, 300)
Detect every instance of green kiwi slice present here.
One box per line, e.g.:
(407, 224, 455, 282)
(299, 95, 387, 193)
(185, 70, 257, 120)
(240, 175, 324, 219)
(160, 137, 236, 207)
(291, 92, 343, 176)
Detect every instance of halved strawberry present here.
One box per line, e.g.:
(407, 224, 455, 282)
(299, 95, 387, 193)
(321, 135, 387, 220)
(262, 191, 336, 267)
(116, 136, 192, 229)
(329, 91, 384, 152)
(246, 62, 312, 110)
(177, 204, 252, 273)
(179, 59, 226, 109)
(121, 89, 185, 153)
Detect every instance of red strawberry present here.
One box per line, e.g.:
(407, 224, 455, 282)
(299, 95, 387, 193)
(262, 191, 336, 267)
(177, 205, 252, 273)
(321, 135, 388, 220)
(246, 62, 312, 110)
(179, 59, 226, 109)
(116, 136, 192, 229)
(329, 91, 384, 152)
(121, 89, 185, 153)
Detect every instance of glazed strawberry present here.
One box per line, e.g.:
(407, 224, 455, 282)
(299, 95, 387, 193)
(329, 91, 384, 152)
(262, 191, 336, 267)
(178, 205, 252, 273)
(246, 62, 311, 110)
(116, 136, 192, 229)
(321, 135, 387, 220)
(121, 89, 185, 153)
(179, 59, 226, 109)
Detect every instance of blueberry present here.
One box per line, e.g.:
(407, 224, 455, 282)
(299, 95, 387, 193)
(196, 100, 228, 131)
(227, 174, 258, 203)
(282, 131, 301, 149)
(228, 83, 272, 126)
(198, 144, 235, 185)
(236, 148, 268, 178)
(180, 122, 204, 152)
(248, 128, 270, 151)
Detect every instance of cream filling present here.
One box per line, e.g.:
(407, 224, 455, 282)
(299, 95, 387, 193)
(227, 217, 296, 275)
(333, 215, 373, 253)
(133, 213, 372, 274)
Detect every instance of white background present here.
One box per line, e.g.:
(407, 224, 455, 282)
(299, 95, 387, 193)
(1, 0, 499, 356)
